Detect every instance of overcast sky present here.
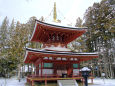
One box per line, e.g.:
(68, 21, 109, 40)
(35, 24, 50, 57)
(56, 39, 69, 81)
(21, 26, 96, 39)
(0, 0, 101, 25)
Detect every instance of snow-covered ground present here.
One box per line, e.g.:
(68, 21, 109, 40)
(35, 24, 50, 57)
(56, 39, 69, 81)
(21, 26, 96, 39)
(89, 78, 115, 86)
(0, 76, 26, 86)
(0, 77, 115, 86)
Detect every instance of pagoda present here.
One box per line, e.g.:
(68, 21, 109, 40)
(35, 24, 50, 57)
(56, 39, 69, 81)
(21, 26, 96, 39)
(24, 2, 98, 86)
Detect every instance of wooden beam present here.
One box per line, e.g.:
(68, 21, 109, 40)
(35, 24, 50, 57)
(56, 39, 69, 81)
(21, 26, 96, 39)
(34, 58, 42, 66)
(43, 59, 80, 64)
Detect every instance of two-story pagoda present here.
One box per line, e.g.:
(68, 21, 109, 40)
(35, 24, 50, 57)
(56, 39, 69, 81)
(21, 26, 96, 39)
(24, 20, 98, 86)
(24, 2, 98, 86)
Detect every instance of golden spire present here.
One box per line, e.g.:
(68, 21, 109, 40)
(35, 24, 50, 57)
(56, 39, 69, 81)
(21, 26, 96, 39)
(53, 2, 61, 23)
(53, 2, 58, 22)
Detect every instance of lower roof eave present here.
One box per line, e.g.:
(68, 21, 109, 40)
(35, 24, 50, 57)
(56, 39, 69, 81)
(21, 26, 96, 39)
(24, 48, 98, 63)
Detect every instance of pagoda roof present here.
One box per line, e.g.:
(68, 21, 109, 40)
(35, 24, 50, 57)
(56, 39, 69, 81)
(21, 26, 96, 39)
(24, 48, 98, 63)
(31, 20, 87, 44)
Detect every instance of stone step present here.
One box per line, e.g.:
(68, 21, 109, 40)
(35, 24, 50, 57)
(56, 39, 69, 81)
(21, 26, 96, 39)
(57, 80, 78, 86)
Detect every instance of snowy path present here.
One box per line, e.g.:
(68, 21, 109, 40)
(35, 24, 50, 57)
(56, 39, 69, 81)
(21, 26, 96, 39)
(0, 77, 115, 86)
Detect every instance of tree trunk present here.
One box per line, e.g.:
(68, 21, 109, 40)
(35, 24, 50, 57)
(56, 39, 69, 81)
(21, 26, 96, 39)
(18, 64, 21, 82)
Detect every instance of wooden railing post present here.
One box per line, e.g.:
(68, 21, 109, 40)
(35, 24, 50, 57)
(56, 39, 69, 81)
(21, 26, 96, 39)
(45, 80, 47, 86)
(32, 80, 34, 86)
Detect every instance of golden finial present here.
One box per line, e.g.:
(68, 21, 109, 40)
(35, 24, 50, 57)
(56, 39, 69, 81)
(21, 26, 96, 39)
(53, 2, 57, 22)
(53, 2, 61, 23)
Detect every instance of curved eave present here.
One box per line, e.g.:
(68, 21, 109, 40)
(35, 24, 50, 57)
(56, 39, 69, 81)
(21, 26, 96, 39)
(31, 20, 87, 43)
(24, 48, 98, 63)
(36, 20, 88, 30)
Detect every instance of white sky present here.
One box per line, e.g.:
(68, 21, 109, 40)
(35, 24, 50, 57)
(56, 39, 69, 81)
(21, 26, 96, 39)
(0, 0, 101, 25)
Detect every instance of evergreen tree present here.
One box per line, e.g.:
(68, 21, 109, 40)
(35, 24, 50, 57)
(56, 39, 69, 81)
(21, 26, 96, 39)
(10, 21, 28, 79)
(75, 17, 83, 27)
(0, 16, 9, 51)
(69, 17, 87, 52)
(0, 17, 9, 77)
(84, 0, 115, 78)
(26, 16, 42, 49)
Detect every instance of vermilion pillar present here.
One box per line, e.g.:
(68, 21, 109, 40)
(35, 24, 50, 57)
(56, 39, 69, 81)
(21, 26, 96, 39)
(41, 62, 43, 77)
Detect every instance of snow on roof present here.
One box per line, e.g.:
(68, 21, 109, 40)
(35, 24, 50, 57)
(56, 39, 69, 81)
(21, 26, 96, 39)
(80, 67, 91, 71)
(36, 20, 87, 30)
(46, 21, 76, 28)
(45, 19, 88, 29)
(24, 51, 28, 62)
(42, 45, 71, 51)
(26, 47, 98, 55)
(30, 21, 38, 41)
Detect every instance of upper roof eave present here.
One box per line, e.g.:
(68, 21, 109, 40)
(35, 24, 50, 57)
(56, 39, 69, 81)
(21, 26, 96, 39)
(30, 20, 87, 43)
(35, 19, 88, 30)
